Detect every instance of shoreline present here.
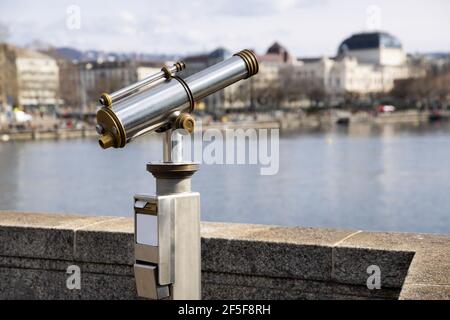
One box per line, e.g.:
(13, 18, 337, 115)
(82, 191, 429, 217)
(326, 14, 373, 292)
(1, 111, 449, 142)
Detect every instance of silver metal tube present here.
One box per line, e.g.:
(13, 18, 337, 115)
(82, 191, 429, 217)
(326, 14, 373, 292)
(163, 130, 183, 163)
(156, 178, 191, 195)
(185, 56, 248, 100)
(114, 80, 191, 142)
(163, 130, 172, 163)
(171, 131, 183, 163)
(99, 62, 186, 106)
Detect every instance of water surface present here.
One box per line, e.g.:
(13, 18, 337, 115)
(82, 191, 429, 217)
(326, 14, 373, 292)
(1, 122, 449, 234)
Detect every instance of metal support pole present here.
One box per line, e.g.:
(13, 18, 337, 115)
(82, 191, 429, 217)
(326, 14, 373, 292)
(163, 130, 172, 163)
(163, 129, 183, 164)
(134, 130, 200, 300)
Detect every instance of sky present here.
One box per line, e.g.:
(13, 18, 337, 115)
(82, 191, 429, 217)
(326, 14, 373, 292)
(0, 0, 449, 57)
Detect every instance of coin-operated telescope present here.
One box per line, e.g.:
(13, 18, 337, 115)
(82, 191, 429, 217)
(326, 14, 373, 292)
(96, 50, 259, 300)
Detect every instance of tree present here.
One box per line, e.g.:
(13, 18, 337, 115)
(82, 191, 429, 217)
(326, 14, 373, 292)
(390, 67, 450, 109)
(306, 87, 326, 107)
(86, 73, 123, 106)
(253, 67, 318, 110)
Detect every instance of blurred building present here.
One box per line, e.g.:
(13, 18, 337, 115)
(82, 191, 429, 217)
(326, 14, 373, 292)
(182, 44, 297, 113)
(78, 59, 172, 108)
(255, 42, 304, 109)
(297, 32, 421, 96)
(256, 42, 295, 88)
(53, 58, 82, 112)
(409, 52, 450, 76)
(136, 61, 173, 81)
(0, 45, 60, 113)
(79, 60, 137, 105)
(14, 47, 60, 112)
(0, 44, 17, 112)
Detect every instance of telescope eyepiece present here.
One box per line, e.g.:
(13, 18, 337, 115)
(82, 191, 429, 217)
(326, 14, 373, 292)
(234, 49, 259, 78)
(99, 133, 114, 149)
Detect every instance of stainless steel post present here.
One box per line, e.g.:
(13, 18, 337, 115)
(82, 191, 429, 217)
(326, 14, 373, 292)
(162, 130, 183, 164)
(134, 163, 200, 300)
(135, 123, 200, 300)
(163, 130, 172, 163)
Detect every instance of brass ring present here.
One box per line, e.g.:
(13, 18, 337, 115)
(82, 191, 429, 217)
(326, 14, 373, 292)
(234, 49, 259, 78)
(101, 107, 127, 148)
(147, 163, 199, 179)
(243, 49, 259, 75)
(100, 93, 112, 107)
(175, 61, 186, 72)
(243, 50, 258, 76)
(173, 76, 195, 112)
(161, 66, 172, 79)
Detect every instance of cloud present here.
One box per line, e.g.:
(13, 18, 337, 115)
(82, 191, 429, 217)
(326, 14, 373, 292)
(0, 0, 449, 56)
(212, 0, 328, 16)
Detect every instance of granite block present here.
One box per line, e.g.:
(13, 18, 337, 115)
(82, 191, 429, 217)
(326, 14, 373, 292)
(0, 211, 113, 260)
(201, 222, 356, 246)
(74, 217, 134, 265)
(402, 248, 450, 286)
(332, 246, 414, 288)
(202, 223, 356, 281)
(399, 284, 450, 300)
(202, 238, 333, 281)
(0, 267, 76, 300)
(334, 230, 450, 252)
(76, 273, 137, 300)
(334, 230, 450, 291)
(203, 271, 399, 300)
(0, 256, 133, 277)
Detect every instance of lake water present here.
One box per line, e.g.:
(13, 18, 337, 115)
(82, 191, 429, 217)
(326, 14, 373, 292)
(1, 122, 450, 234)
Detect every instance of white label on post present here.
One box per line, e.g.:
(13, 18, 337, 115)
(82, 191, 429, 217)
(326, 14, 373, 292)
(136, 213, 158, 246)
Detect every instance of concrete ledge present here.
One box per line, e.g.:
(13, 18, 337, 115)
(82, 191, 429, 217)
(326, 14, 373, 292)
(202, 223, 356, 281)
(0, 211, 449, 300)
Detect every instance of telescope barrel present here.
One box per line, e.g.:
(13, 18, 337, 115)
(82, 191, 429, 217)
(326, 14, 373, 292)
(97, 50, 258, 149)
(186, 51, 258, 101)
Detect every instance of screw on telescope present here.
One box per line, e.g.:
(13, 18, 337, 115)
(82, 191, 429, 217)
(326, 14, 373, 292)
(99, 93, 112, 107)
(95, 124, 105, 135)
(174, 113, 195, 133)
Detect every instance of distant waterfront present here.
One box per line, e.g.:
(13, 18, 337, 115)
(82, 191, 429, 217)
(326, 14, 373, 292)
(1, 109, 448, 143)
(1, 121, 450, 234)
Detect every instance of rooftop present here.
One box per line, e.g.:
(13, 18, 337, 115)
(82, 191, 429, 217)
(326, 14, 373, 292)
(338, 32, 403, 55)
(14, 47, 54, 60)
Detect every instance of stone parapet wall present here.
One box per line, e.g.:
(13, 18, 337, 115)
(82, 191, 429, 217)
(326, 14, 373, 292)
(0, 211, 449, 300)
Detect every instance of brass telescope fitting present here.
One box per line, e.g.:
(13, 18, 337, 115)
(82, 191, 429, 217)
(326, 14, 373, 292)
(174, 113, 195, 133)
(100, 93, 112, 107)
(99, 133, 114, 149)
(234, 49, 259, 78)
(97, 106, 126, 149)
